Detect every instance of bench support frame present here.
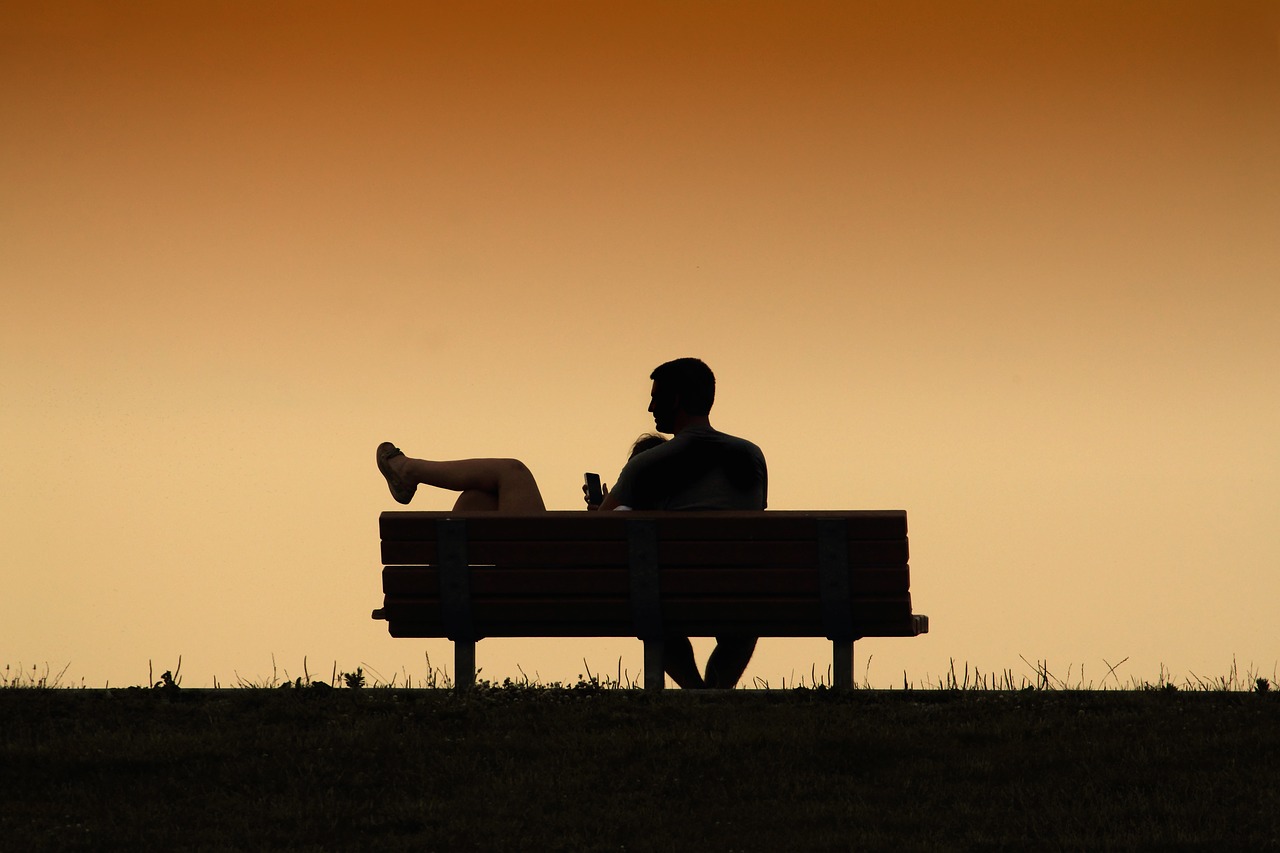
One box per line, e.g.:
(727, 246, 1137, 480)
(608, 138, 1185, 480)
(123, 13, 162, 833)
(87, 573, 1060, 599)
(833, 640, 854, 690)
(642, 640, 665, 691)
(455, 640, 476, 690)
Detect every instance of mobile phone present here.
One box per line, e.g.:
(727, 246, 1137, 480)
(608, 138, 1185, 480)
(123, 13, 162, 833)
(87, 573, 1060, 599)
(584, 472, 603, 505)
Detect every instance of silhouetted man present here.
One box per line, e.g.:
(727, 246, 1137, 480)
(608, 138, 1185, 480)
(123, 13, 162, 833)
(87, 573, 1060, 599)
(598, 358, 768, 688)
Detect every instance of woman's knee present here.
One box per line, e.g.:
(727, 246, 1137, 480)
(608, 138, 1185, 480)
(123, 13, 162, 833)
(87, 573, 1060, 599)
(495, 458, 534, 480)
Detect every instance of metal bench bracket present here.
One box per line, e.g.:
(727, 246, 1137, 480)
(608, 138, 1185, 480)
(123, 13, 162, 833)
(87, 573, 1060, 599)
(437, 518, 476, 689)
(818, 518, 854, 641)
(628, 520, 664, 689)
(628, 520, 662, 638)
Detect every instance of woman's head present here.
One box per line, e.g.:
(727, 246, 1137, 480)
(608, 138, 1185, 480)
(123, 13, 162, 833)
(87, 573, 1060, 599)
(629, 433, 667, 459)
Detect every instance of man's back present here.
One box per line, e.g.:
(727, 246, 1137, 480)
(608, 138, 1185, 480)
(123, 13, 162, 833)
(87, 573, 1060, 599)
(609, 425, 767, 511)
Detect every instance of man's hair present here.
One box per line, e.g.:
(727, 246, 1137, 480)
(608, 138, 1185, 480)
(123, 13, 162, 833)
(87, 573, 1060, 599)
(650, 358, 715, 416)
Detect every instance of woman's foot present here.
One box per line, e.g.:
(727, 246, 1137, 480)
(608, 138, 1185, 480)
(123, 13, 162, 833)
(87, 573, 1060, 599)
(376, 442, 417, 504)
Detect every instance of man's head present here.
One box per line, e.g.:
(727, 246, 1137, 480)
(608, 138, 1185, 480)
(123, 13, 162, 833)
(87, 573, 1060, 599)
(648, 358, 715, 433)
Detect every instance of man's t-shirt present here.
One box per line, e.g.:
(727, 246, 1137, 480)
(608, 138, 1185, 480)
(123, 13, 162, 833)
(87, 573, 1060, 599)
(608, 426, 767, 511)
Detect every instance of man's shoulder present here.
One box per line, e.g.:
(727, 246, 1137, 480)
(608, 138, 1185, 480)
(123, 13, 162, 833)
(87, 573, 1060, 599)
(699, 427, 766, 459)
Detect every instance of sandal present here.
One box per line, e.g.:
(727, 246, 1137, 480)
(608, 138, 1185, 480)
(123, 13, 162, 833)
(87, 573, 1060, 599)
(376, 442, 417, 505)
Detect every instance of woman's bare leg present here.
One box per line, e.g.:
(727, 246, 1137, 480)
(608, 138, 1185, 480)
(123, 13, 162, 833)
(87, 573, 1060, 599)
(385, 452, 546, 511)
(452, 490, 499, 511)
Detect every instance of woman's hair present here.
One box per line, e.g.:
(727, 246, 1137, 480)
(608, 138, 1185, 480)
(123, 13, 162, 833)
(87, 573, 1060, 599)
(629, 433, 668, 459)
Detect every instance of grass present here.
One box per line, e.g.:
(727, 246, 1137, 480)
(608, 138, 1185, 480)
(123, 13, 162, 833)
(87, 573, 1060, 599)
(9, 653, 1275, 693)
(2, 660, 1278, 850)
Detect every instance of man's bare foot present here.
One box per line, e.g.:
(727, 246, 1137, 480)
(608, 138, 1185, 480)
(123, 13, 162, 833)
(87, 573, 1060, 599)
(376, 442, 416, 504)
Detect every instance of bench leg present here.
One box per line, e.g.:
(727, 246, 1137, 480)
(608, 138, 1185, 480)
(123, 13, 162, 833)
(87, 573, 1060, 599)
(832, 640, 854, 690)
(454, 640, 476, 691)
(643, 639, 665, 691)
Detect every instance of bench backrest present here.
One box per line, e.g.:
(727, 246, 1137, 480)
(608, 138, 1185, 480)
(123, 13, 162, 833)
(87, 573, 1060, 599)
(373, 510, 918, 641)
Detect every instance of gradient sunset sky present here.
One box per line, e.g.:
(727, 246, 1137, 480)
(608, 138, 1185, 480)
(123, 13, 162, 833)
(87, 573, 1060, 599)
(3, 2, 1278, 688)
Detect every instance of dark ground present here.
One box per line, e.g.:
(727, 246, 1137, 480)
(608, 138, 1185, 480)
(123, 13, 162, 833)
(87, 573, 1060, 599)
(2, 684, 1277, 851)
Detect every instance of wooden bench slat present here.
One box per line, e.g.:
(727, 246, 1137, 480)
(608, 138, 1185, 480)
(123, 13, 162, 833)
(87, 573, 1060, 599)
(380, 538, 908, 568)
(381, 565, 912, 597)
(377, 595, 913, 624)
(379, 510, 908, 543)
(383, 616, 924, 639)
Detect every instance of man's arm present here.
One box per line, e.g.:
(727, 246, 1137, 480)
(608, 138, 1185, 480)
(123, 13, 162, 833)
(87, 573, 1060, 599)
(584, 480, 623, 511)
(597, 487, 621, 512)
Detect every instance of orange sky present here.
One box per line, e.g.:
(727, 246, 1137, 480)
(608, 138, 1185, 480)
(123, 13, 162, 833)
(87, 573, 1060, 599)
(3, 2, 1278, 688)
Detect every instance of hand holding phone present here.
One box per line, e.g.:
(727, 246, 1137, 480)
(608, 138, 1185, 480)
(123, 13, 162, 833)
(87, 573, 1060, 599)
(584, 472, 604, 507)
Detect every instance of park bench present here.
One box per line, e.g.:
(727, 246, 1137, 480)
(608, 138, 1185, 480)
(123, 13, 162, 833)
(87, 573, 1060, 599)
(372, 510, 928, 690)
